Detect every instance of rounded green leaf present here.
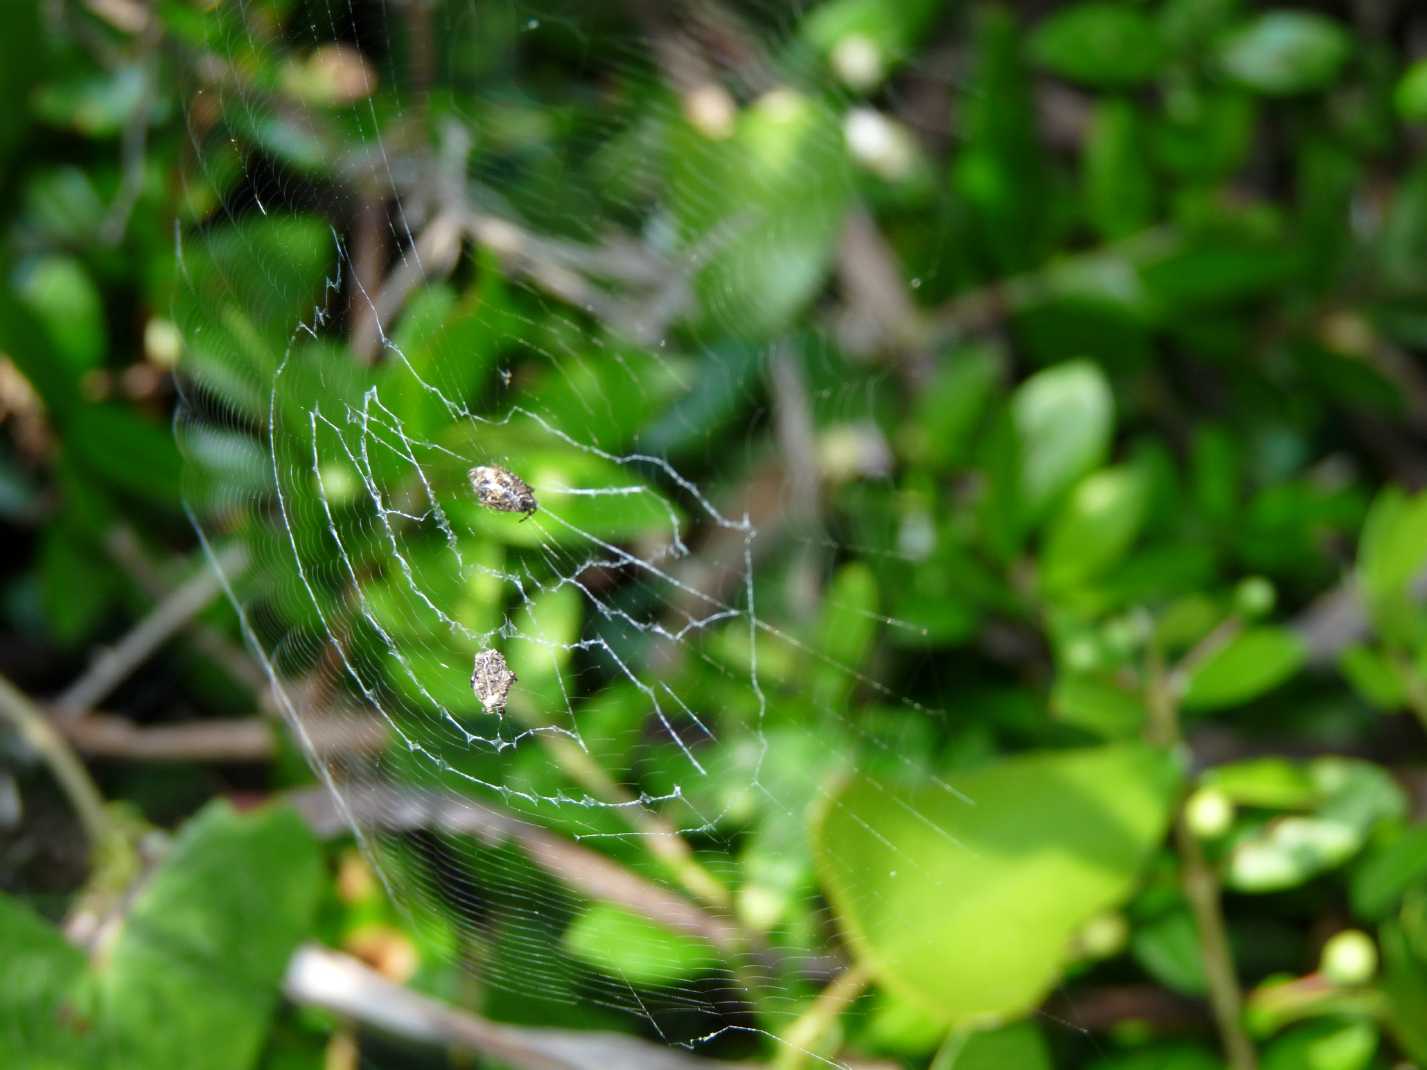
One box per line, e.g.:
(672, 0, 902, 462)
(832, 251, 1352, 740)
(16, 255, 107, 378)
(1181, 627, 1306, 712)
(563, 904, 718, 987)
(1217, 12, 1352, 96)
(1040, 464, 1149, 593)
(1011, 360, 1115, 526)
(814, 743, 1179, 1028)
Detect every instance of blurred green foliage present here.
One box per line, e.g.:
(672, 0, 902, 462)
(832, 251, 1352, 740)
(1, 2, 1427, 1069)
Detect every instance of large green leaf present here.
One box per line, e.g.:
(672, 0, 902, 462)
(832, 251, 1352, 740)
(0, 803, 320, 1070)
(815, 743, 1179, 1028)
(98, 802, 322, 1069)
(0, 896, 91, 1067)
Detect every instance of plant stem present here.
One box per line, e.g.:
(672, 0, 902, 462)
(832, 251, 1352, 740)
(1146, 647, 1257, 1070)
(0, 672, 113, 852)
(1174, 815, 1257, 1070)
(774, 962, 872, 1070)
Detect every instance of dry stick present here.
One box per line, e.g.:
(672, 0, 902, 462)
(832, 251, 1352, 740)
(1293, 565, 1427, 668)
(54, 542, 250, 718)
(104, 528, 268, 692)
(58, 712, 387, 764)
(538, 732, 733, 912)
(291, 785, 742, 951)
(0, 673, 112, 855)
(285, 943, 748, 1070)
(1146, 646, 1257, 1070)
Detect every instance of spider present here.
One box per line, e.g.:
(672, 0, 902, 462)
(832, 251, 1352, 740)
(468, 464, 537, 521)
(471, 649, 517, 715)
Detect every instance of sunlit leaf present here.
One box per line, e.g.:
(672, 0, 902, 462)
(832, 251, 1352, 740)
(815, 743, 1178, 1027)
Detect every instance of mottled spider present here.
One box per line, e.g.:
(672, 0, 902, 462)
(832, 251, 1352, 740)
(471, 649, 517, 715)
(468, 464, 537, 521)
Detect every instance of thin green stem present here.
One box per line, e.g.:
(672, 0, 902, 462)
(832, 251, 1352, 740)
(774, 962, 872, 1070)
(1147, 647, 1257, 1070)
(0, 673, 113, 853)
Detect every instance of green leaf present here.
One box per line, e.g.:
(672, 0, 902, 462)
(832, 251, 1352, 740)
(1131, 907, 1209, 996)
(16, 256, 107, 377)
(1084, 99, 1155, 239)
(942, 1021, 1052, 1069)
(0, 3, 42, 174)
(67, 404, 183, 509)
(1010, 360, 1116, 527)
(1225, 758, 1405, 893)
(815, 743, 1179, 1028)
(34, 65, 153, 138)
(1051, 672, 1147, 739)
(1181, 627, 1306, 712)
(0, 896, 91, 1067)
(954, 7, 1058, 277)
(1261, 1018, 1377, 1070)
(1217, 12, 1353, 96)
(811, 563, 880, 708)
(905, 345, 1001, 470)
(1084, 1044, 1224, 1070)
(1338, 644, 1407, 710)
(1040, 465, 1149, 593)
(99, 802, 322, 1069)
(1381, 900, 1427, 1064)
(562, 904, 718, 987)
(1357, 488, 1427, 644)
(1030, 4, 1164, 88)
(1201, 757, 1318, 809)
(1351, 823, 1427, 922)
(673, 90, 850, 338)
(1397, 60, 1427, 122)
(0, 803, 321, 1070)
(40, 524, 119, 645)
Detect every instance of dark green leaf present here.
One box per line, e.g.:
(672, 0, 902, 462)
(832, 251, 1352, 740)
(1030, 4, 1164, 89)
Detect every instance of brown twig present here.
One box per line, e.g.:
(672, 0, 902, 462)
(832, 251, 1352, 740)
(284, 943, 751, 1070)
(289, 785, 743, 951)
(57, 711, 386, 763)
(102, 527, 267, 692)
(54, 542, 251, 718)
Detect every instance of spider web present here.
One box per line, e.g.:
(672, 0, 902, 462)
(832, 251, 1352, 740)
(174, 0, 973, 1060)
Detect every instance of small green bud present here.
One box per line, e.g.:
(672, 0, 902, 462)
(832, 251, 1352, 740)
(1184, 787, 1235, 839)
(1077, 912, 1130, 959)
(1320, 929, 1377, 986)
(1233, 576, 1276, 619)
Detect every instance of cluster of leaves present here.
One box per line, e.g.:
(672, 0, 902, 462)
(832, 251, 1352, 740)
(1, 2, 1427, 1069)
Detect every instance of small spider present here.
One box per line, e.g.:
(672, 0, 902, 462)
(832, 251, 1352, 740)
(468, 464, 537, 521)
(471, 649, 517, 715)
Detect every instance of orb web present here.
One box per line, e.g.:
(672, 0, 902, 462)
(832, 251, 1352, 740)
(173, 0, 972, 1060)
